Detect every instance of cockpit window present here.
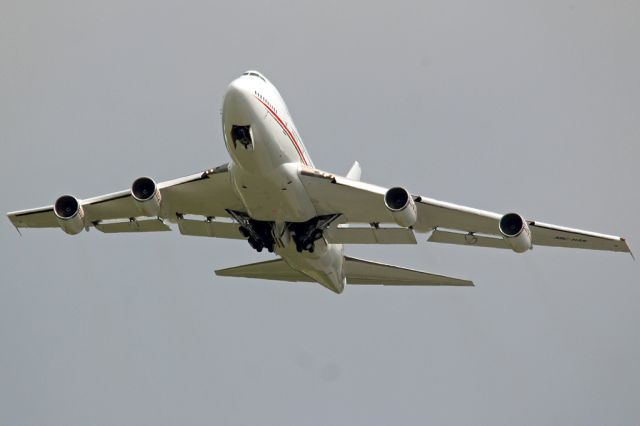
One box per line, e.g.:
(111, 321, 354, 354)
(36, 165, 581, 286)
(242, 71, 266, 82)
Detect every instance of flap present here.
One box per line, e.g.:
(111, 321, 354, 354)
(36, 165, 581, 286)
(428, 229, 508, 249)
(325, 226, 417, 244)
(177, 217, 244, 239)
(95, 218, 171, 233)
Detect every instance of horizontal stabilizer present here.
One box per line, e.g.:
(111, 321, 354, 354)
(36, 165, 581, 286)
(215, 258, 310, 282)
(343, 256, 473, 286)
(215, 256, 473, 287)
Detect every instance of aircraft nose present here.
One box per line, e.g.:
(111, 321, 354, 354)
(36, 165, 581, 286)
(223, 77, 257, 151)
(224, 77, 254, 114)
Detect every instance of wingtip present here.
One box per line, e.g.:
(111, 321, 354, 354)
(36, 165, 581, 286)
(6, 214, 22, 236)
(620, 237, 634, 260)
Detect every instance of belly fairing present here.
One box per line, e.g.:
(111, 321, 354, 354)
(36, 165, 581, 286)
(229, 162, 318, 222)
(276, 238, 346, 294)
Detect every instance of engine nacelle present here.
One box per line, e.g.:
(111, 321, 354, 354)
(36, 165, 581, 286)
(131, 177, 161, 217)
(53, 195, 85, 235)
(499, 212, 532, 253)
(384, 187, 417, 228)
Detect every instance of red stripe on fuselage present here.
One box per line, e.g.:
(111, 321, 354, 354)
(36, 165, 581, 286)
(254, 96, 308, 165)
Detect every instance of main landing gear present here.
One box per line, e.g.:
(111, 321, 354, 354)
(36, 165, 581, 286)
(288, 214, 340, 253)
(228, 211, 341, 254)
(239, 222, 274, 253)
(228, 210, 275, 253)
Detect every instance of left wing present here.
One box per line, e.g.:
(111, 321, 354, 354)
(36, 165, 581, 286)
(8, 163, 246, 236)
(299, 166, 631, 254)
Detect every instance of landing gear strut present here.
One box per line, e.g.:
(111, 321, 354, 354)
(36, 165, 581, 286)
(229, 211, 341, 254)
(228, 210, 275, 253)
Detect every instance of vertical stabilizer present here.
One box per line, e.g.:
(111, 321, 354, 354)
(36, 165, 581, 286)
(346, 161, 362, 181)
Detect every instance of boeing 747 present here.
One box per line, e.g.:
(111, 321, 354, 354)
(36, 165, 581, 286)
(7, 71, 632, 293)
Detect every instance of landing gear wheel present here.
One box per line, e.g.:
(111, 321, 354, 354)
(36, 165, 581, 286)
(248, 237, 263, 253)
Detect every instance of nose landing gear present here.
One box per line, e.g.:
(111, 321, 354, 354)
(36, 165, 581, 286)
(230, 125, 253, 150)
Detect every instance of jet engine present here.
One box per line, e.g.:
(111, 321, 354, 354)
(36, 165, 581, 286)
(53, 195, 85, 235)
(131, 177, 161, 217)
(499, 212, 532, 253)
(384, 187, 417, 228)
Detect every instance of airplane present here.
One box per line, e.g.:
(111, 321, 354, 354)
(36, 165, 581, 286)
(7, 70, 632, 293)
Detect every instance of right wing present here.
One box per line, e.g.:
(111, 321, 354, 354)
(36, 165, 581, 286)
(7, 163, 246, 236)
(299, 165, 631, 254)
(299, 165, 503, 233)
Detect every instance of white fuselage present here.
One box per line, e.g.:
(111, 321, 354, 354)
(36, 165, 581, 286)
(221, 71, 345, 293)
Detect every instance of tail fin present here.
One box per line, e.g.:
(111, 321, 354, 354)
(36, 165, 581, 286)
(346, 161, 361, 181)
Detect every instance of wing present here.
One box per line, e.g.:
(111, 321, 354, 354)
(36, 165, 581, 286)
(7, 163, 246, 237)
(300, 165, 501, 233)
(299, 165, 631, 254)
(427, 225, 630, 253)
(215, 257, 473, 286)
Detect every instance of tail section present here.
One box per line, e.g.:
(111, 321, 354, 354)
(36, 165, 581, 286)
(215, 255, 473, 291)
(346, 161, 361, 181)
(343, 256, 473, 286)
